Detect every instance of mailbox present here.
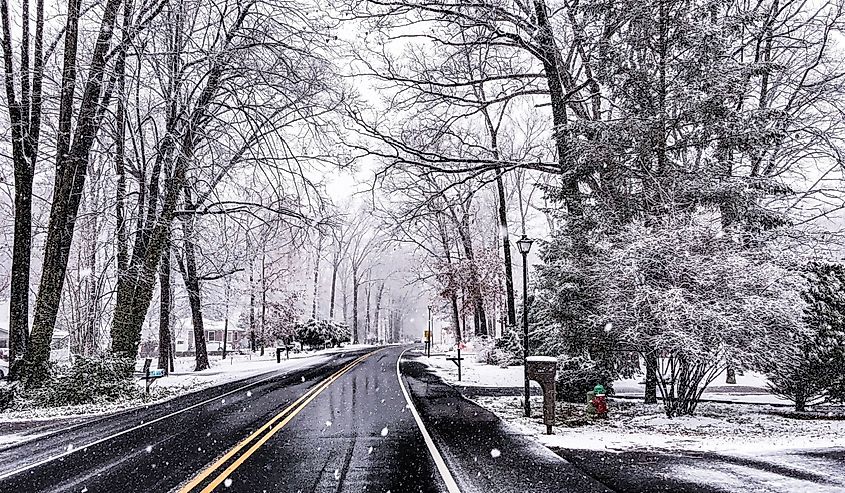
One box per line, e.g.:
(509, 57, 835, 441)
(526, 356, 558, 434)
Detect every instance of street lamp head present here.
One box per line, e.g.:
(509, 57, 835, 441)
(516, 235, 534, 255)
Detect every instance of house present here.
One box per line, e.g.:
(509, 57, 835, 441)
(204, 317, 247, 351)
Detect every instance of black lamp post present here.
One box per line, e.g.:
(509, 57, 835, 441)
(516, 234, 534, 418)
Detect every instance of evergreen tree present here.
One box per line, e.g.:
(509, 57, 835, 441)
(765, 262, 845, 411)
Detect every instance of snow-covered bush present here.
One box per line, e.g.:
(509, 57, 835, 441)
(555, 356, 614, 403)
(763, 262, 845, 411)
(473, 336, 496, 364)
(595, 217, 804, 417)
(493, 329, 522, 366)
(27, 357, 142, 407)
(294, 319, 350, 348)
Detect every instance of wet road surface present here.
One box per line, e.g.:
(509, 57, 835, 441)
(0, 347, 444, 492)
(0, 346, 621, 493)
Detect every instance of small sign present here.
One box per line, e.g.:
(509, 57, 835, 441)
(147, 369, 165, 378)
(458, 341, 466, 350)
(424, 330, 430, 339)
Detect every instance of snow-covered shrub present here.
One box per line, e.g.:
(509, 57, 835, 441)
(763, 262, 845, 411)
(594, 217, 804, 417)
(294, 319, 350, 348)
(473, 336, 496, 364)
(493, 329, 522, 366)
(555, 356, 615, 403)
(490, 348, 517, 367)
(27, 357, 141, 407)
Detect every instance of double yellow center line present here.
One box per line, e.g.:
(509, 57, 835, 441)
(179, 350, 379, 493)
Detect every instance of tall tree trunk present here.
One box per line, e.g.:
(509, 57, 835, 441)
(450, 293, 461, 342)
(341, 277, 349, 326)
(352, 266, 359, 344)
(83, 180, 99, 356)
(532, 0, 581, 217)
(645, 351, 658, 404)
(180, 204, 209, 371)
(365, 280, 372, 342)
(158, 241, 171, 373)
(726, 368, 737, 384)
(23, 0, 124, 385)
(249, 256, 256, 352)
(260, 249, 266, 356)
(110, 40, 230, 363)
(311, 236, 322, 319)
(222, 278, 230, 359)
(328, 254, 339, 319)
(373, 282, 385, 343)
(496, 173, 516, 327)
(2, 0, 45, 378)
(8, 171, 32, 376)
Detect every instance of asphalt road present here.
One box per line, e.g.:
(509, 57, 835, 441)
(0, 345, 615, 493)
(0, 347, 447, 493)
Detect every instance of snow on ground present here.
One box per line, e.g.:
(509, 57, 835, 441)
(414, 346, 529, 388)
(416, 348, 845, 456)
(423, 344, 791, 405)
(672, 460, 845, 493)
(0, 345, 373, 427)
(475, 396, 845, 454)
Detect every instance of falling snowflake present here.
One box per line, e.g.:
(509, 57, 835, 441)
(490, 449, 501, 458)
(334, 469, 341, 480)
(67, 444, 74, 452)
(368, 446, 373, 455)
(145, 445, 152, 453)
(301, 376, 306, 382)
(246, 391, 252, 397)
(224, 478, 233, 488)
(221, 398, 226, 404)
(325, 421, 332, 427)
(380, 427, 388, 436)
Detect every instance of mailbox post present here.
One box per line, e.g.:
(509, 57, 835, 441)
(526, 356, 558, 434)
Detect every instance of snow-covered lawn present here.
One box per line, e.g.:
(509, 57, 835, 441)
(475, 396, 845, 454)
(417, 349, 845, 455)
(422, 345, 791, 405)
(0, 345, 374, 440)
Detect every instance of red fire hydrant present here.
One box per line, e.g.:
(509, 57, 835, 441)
(591, 384, 608, 418)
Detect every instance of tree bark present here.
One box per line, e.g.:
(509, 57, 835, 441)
(311, 236, 322, 319)
(180, 190, 209, 371)
(645, 352, 658, 404)
(1, 0, 41, 372)
(532, 0, 581, 217)
(352, 266, 359, 344)
(450, 293, 461, 342)
(260, 249, 266, 356)
(373, 282, 385, 343)
(328, 252, 339, 319)
(726, 368, 737, 384)
(249, 255, 256, 352)
(496, 173, 517, 327)
(23, 0, 124, 385)
(365, 280, 372, 342)
(158, 241, 171, 373)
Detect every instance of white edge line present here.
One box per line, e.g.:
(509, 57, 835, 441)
(396, 348, 462, 493)
(0, 356, 329, 480)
